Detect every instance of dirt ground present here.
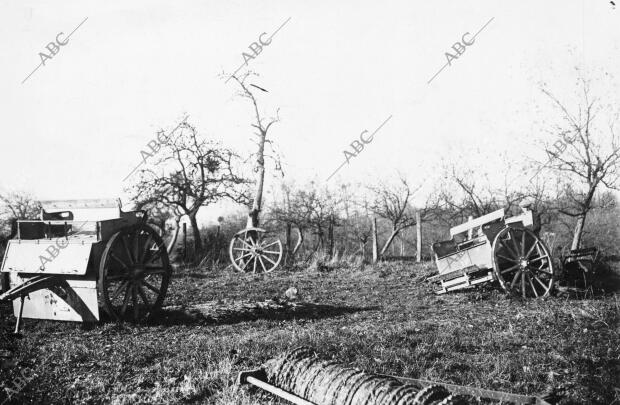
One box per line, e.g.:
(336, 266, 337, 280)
(0, 261, 619, 404)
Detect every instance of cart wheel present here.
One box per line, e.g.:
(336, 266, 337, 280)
(98, 224, 172, 322)
(229, 228, 283, 273)
(492, 227, 554, 298)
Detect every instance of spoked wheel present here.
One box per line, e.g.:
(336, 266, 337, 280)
(229, 228, 283, 273)
(98, 223, 172, 321)
(492, 226, 554, 298)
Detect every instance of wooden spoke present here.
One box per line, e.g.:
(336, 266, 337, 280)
(143, 265, 164, 270)
(527, 274, 539, 298)
(132, 285, 139, 321)
(121, 236, 134, 265)
(133, 232, 141, 265)
(510, 270, 521, 289)
(528, 265, 552, 275)
(239, 238, 254, 250)
(262, 254, 278, 266)
(499, 239, 519, 260)
(140, 280, 161, 295)
(261, 240, 280, 249)
(262, 250, 281, 255)
(532, 274, 550, 291)
(521, 272, 526, 298)
(520, 230, 526, 256)
(497, 254, 518, 263)
(236, 252, 253, 262)
(523, 240, 539, 260)
(111, 280, 128, 301)
(110, 252, 130, 270)
(106, 274, 126, 281)
(528, 255, 549, 264)
(252, 257, 257, 273)
(508, 230, 521, 258)
(240, 257, 251, 271)
(120, 283, 131, 316)
(257, 256, 268, 273)
(500, 264, 520, 275)
(233, 247, 252, 252)
(137, 284, 151, 307)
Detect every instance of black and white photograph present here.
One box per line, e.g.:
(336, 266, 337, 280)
(0, 1, 619, 404)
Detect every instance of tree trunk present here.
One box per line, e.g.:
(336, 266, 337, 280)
(360, 241, 366, 260)
(284, 223, 292, 264)
(380, 229, 400, 257)
(372, 217, 378, 263)
(571, 213, 586, 250)
(328, 216, 334, 258)
(247, 132, 266, 228)
(416, 211, 422, 262)
(570, 184, 596, 251)
(292, 226, 304, 256)
(188, 213, 202, 257)
(166, 215, 182, 255)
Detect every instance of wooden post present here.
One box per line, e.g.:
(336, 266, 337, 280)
(372, 217, 378, 263)
(285, 223, 291, 264)
(0, 272, 8, 294)
(182, 222, 187, 260)
(416, 211, 422, 262)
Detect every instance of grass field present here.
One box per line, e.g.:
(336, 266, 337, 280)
(1, 261, 619, 404)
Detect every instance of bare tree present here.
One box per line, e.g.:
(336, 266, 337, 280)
(131, 120, 248, 257)
(0, 191, 40, 236)
(350, 209, 373, 258)
(231, 72, 281, 229)
(368, 176, 429, 259)
(541, 80, 620, 249)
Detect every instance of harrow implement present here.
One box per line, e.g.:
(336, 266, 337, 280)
(238, 347, 554, 404)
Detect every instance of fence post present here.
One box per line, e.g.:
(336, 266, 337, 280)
(416, 211, 422, 262)
(182, 222, 187, 260)
(372, 217, 378, 263)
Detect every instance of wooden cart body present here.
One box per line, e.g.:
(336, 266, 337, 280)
(0, 199, 146, 323)
(430, 208, 542, 294)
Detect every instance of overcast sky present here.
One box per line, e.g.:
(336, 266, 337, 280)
(1, 1, 618, 214)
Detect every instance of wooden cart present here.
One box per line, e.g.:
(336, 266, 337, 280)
(429, 208, 555, 297)
(0, 199, 172, 332)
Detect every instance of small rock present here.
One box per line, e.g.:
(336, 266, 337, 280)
(285, 287, 298, 301)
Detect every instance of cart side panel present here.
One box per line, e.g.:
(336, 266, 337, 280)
(98, 217, 142, 241)
(436, 241, 494, 274)
(9, 273, 99, 322)
(1, 240, 94, 275)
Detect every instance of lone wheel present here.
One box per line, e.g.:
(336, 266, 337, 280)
(229, 228, 283, 273)
(98, 223, 172, 321)
(492, 226, 554, 298)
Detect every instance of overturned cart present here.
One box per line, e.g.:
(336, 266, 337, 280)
(430, 208, 554, 297)
(0, 199, 172, 331)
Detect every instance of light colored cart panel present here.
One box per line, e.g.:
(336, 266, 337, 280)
(1, 240, 95, 275)
(9, 273, 99, 322)
(435, 240, 493, 275)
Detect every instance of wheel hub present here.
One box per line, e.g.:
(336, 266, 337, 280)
(130, 265, 145, 279)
